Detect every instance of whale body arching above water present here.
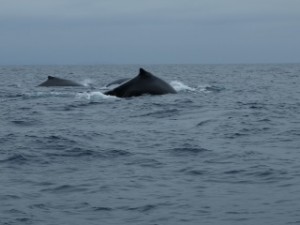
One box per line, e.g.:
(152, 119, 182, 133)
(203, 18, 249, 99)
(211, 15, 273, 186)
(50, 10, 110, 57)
(105, 78, 129, 87)
(38, 76, 83, 87)
(105, 68, 176, 97)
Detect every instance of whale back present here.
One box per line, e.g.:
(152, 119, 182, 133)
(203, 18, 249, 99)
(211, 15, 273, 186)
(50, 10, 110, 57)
(105, 68, 176, 97)
(38, 76, 83, 87)
(105, 78, 130, 88)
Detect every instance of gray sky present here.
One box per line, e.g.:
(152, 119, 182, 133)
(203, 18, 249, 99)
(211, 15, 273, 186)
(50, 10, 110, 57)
(1, 0, 300, 65)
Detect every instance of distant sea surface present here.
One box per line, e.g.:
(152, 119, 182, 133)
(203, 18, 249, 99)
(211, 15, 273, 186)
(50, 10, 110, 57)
(0, 64, 299, 225)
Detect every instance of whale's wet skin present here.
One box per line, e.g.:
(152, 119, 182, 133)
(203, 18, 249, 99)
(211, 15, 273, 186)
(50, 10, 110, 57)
(0, 64, 300, 225)
(105, 78, 129, 88)
(105, 68, 176, 97)
(38, 76, 84, 87)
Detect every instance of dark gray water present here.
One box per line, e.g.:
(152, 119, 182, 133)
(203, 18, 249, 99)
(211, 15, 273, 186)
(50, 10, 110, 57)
(0, 64, 300, 225)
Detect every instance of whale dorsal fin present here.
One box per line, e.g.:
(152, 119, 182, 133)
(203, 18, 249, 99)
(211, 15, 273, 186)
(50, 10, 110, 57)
(139, 68, 152, 78)
(139, 68, 147, 73)
(48, 76, 55, 80)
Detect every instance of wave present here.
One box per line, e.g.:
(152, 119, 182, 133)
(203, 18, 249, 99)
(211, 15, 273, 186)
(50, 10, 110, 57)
(1, 90, 74, 100)
(139, 108, 179, 118)
(22, 91, 75, 99)
(0, 148, 132, 166)
(44, 147, 132, 159)
(93, 206, 113, 211)
(0, 154, 28, 164)
(120, 202, 172, 213)
(168, 146, 211, 156)
(10, 89, 117, 103)
(123, 204, 157, 212)
(41, 184, 88, 194)
(170, 81, 224, 93)
(219, 166, 291, 184)
(126, 158, 164, 168)
(179, 167, 207, 176)
(0, 153, 48, 165)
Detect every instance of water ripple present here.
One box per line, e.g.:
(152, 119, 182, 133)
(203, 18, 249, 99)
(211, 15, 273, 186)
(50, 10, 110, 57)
(41, 184, 88, 194)
(168, 146, 211, 156)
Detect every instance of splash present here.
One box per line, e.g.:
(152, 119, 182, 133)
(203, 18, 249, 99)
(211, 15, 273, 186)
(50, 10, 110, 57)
(197, 84, 225, 93)
(23, 91, 74, 99)
(170, 81, 224, 93)
(80, 79, 94, 87)
(170, 80, 196, 92)
(75, 91, 118, 102)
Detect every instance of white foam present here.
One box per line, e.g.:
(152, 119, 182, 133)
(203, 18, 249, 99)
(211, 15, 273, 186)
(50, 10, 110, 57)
(197, 84, 224, 93)
(75, 91, 118, 102)
(23, 91, 73, 98)
(197, 84, 211, 93)
(80, 79, 94, 87)
(170, 81, 196, 92)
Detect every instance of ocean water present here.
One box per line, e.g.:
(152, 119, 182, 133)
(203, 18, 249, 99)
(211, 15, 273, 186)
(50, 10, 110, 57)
(0, 64, 299, 225)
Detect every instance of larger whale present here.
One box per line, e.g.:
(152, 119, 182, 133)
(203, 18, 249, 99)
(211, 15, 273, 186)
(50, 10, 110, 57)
(105, 78, 129, 88)
(105, 68, 176, 97)
(38, 76, 83, 87)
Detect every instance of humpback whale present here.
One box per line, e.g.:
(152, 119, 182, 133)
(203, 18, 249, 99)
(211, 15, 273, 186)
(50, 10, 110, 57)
(105, 68, 176, 97)
(105, 78, 129, 87)
(38, 76, 83, 87)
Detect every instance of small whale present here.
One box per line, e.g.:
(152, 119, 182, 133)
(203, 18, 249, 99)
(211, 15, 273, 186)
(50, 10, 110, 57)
(38, 76, 83, 87)
(105, 68, 176, 97)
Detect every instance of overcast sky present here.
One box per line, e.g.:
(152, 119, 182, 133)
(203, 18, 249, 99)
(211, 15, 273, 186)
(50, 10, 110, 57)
(1, 0, 299, 65)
